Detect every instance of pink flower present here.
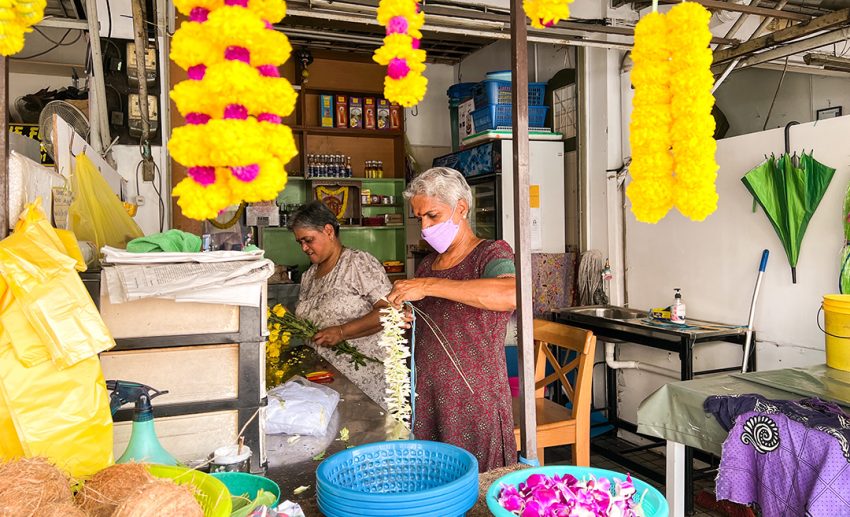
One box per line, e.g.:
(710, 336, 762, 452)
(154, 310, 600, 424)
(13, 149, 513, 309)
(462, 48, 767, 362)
(257, 64, 280, 77)
(411, 38, 421, 49)
(186, 113, 211, 125)
(189, 7, 209, 22)
(258, 113, 282, 124)
(386, 16, 409, 35)
(225, 46, 250, 63)
(231, 164, 260, 182)
(223, 104, 249, 120)
(188, 64, 206, 80)
(387, 58, 410, 79)
(188, 166, 215, 186)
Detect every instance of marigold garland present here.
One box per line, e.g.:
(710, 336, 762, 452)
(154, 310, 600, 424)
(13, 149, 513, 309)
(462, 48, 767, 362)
(523, 0, 573, 29)
(373, 0, 427, 108)
(0, 0, 45, 56)
(627, 2, 718, 223)
(170, 0, 296, 220)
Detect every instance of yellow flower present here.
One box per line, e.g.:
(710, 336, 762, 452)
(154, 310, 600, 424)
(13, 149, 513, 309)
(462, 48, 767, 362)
(383, 73, 428, 108)
(523, 0, 574, 29)
(272, 304, 286, 317)
(374, 0, 427, 107)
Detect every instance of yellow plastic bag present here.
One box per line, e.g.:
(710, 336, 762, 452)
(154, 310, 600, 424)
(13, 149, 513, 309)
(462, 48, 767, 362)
(0, 202, 114, 369)
(69, 152, 143, 251)
(0, 202, 114, 476)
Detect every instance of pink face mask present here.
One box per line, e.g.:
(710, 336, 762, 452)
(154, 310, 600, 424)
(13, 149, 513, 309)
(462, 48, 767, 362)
(421, 204, 460, 253)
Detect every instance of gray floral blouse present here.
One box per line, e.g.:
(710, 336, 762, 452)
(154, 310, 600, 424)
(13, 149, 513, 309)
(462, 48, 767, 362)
(295, 248, 392, 409)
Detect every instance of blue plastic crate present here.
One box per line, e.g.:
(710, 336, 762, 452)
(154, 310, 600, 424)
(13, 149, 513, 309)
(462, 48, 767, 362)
(472, 105, 549, 132)
(472, 80, 547, 108)
(447, 82, 476, 103)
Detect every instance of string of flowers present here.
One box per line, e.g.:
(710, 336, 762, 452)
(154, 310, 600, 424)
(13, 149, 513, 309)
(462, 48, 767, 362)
(373, 0, 428, 108)
(378, 304, 412, 439)
(627, 1, 718, 223)
(0, 0, 46, 56)
(169, 0, 298, 220)
(266, 309, 293, 388)
(267, 304, 380, 370)
(626, 10, 674, 224)
(668, 2, 718, 221)
(523, 0, 573, 29)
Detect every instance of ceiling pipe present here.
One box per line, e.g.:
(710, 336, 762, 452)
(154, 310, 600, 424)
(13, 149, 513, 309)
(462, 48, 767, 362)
(737, 27, 850, 68)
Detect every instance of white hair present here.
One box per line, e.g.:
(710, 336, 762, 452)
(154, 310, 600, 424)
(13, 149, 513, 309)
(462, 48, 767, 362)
(403, 167, 473, 209)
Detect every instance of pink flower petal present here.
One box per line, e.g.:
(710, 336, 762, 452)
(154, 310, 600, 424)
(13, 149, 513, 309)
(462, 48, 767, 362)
(387, 58, 410, 80)
(189, 6, 209, 22)
(231, 164, 260, 182)
(225, 46, 250, 63)
(188, 166, 215, 186)
(224, 104, 249, 120)
(188, 64, 206, 80)
(257, 64, 280, 77)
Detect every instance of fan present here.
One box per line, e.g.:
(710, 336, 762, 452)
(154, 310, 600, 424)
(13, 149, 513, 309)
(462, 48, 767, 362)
(37, 100, 90, 159)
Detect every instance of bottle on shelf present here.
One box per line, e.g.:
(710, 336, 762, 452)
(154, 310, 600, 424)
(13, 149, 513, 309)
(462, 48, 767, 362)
(377, 161, 384, 178)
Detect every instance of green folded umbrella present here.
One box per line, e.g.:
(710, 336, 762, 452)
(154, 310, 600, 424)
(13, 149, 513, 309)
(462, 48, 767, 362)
(841, 187, 850, 293)
(741, 152, 835, 284)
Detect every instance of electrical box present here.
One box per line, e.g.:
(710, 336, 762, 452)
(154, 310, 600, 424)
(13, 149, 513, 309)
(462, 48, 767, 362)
(128, 94, 159, 138)
(126, 42, 158, 87)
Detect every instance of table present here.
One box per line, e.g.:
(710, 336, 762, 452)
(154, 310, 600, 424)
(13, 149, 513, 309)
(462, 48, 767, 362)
(637, 366, 850, 517)
(264, 346, 398, 511)
(553, 308, 751, 513)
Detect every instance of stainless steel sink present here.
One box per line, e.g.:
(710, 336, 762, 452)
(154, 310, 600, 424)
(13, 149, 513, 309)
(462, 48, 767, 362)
(559, 305, 647, 320)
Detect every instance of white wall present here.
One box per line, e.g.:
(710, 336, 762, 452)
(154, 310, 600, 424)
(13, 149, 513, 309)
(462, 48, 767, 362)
(458, 41, 575, 85)
(715, 68, 850, 137)
(615, 116, 850, 422)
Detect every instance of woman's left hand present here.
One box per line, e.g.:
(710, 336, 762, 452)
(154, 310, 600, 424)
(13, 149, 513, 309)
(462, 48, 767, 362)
(386, 278, 430, 307)
(313, 325, 344, 347)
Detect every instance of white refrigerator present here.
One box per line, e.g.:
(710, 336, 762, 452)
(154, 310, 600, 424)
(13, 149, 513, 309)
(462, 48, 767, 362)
(463, 140, 566, 253)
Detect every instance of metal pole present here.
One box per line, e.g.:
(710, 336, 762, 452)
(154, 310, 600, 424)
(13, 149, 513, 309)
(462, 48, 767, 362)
(741, 250, 769, 373)
(510, 0, 537, 464)
(84, 0, 110, 153)
(0, 57, 8, 238)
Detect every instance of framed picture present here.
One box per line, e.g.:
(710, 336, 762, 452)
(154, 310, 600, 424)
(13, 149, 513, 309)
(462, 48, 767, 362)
(817, 106, 842, 120)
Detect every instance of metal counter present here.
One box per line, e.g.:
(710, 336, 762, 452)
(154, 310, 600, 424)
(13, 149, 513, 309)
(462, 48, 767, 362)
(264, 346, 397, 509)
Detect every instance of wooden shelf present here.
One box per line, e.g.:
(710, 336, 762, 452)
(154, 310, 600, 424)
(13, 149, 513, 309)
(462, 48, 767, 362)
(266, 225, 405, 231)
(286, 175, 406, 182)
(300, 126, 402, 138)
(302, 87, 385, 97)
(362, 203, 402, 207)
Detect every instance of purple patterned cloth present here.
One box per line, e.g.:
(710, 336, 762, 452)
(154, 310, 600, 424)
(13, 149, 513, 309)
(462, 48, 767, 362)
(704, 394, 850, 516)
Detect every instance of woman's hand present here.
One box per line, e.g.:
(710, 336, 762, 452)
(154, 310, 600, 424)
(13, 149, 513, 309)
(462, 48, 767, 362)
(386, 278, 430, 307)
(313, 325, 344, 347)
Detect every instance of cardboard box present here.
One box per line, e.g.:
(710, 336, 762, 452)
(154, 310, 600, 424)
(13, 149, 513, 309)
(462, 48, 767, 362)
(377, 99, 390, 130)
(349, 97, 363, 128)
(390, 102, 401, 129)
(364, 97, 376, 129)
(335, 95, 348, 128)
(320, 95, 334, 127)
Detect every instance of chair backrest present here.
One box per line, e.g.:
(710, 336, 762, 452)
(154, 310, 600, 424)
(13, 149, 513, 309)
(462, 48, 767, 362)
(531, 319, 597, 420)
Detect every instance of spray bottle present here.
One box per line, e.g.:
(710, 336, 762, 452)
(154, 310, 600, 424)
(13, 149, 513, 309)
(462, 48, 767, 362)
(107, 380, 178, 465)
(671, 288, 686, 325)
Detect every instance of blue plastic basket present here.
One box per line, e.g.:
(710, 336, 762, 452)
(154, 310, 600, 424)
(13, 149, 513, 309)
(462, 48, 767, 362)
(473, 80, 547, 108)
(486, 466, 668, 517)
(472, 105, 549, 132)
(447, 82, 477, 103)
(316, 440, 478, 517)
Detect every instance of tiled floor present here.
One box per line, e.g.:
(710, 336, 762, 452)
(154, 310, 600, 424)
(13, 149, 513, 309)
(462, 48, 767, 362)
(544, 439, 727, 517)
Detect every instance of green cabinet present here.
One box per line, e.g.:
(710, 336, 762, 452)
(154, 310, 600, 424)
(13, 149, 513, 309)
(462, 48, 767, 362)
(262, 177, 407, 278)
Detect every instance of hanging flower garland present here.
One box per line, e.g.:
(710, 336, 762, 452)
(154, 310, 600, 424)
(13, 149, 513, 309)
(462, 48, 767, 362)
(0, 0, 46, 56)
(523, 0, 573, 29)
(627, 1, 718, 223)
(378, 305, 412, 439)
(169, 0, 297, 220)
(626, 10, 674, 224)
(373, 0, 427, 108)
(668, 1, 718, 221)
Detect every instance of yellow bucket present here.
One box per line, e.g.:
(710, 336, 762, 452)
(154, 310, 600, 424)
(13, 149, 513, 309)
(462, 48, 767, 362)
(823, 295, 850, 372)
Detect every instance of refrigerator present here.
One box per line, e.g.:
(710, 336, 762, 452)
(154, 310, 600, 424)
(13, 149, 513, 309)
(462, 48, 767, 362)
(432, 140, 566, 253)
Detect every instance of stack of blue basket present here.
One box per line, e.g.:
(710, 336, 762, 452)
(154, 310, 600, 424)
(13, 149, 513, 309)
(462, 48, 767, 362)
(316, 440, 479, 517)
(471, 78, 549, 132)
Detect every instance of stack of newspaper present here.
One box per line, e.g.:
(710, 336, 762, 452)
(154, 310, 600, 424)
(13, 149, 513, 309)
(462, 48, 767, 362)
(100, 246, 274, 307)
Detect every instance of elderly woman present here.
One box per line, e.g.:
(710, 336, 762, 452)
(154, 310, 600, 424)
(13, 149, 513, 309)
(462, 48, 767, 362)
(290, 202, 391, 409)
(387, 167, 516, 472)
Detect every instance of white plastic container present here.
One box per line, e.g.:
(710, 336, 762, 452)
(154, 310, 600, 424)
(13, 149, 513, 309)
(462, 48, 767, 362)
(671, 288, 686, 325)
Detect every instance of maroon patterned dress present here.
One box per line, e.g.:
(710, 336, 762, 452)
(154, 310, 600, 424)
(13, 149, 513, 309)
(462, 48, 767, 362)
(412, 240, 515, 472)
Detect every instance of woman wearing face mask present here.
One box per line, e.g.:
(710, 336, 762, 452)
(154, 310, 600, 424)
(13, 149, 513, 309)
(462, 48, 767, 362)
(289, 201, 391, 409)
(386, 167, 517, 472)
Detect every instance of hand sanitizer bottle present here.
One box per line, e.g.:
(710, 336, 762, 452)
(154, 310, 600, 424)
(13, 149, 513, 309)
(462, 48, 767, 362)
(671, 288, 686, 324)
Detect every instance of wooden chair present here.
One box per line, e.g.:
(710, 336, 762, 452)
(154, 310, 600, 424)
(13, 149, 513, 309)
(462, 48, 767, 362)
(512, 319, 597, 466)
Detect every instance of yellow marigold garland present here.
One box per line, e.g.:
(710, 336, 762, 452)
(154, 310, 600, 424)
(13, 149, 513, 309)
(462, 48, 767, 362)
(627, 11, 674, 224)
(627, 2, 718, 223)
(169, 0, 297, 220)
(0, 0, 45, 56)
(668, 2, 718, 221)
(523, 0, 573, 29)
(373, 0, 427, 107)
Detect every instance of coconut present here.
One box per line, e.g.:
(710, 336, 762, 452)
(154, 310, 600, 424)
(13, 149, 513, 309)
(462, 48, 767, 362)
(0, 457, 74, 516)
(40, 502, 89, 517)
(76, 463, 155, 517)
(112, 479, 204, 517)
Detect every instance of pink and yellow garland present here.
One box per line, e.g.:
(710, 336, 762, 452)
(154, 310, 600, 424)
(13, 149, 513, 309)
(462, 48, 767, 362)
(627, 2, 718, 223)
(169, 0, 297, 220)
(373, 0, 427, 108)
(0, 0, 46, 56)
